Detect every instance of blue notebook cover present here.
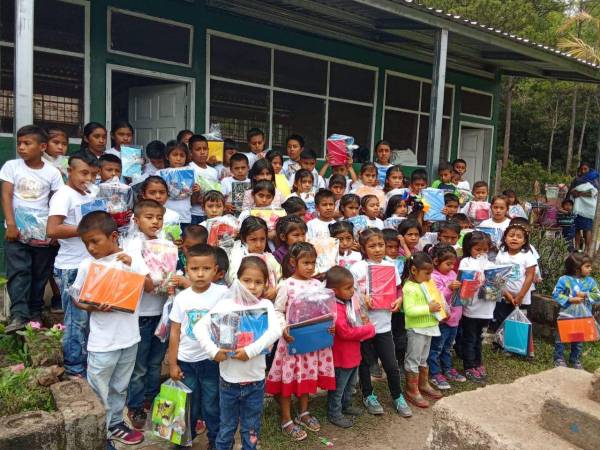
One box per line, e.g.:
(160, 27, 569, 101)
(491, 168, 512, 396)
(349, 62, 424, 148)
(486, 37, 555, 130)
(503, 320, 530, 356)
(288, 319, 333, 355)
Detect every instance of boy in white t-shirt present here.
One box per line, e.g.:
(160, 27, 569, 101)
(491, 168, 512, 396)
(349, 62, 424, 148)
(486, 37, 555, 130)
(306, 189, 337, 240)
(71, 211, 153, 447)
(0, 125, 64, 333)
(189, 134, 219, 225)
(168, 244, 228, 448)
(47, 153, 97, 376)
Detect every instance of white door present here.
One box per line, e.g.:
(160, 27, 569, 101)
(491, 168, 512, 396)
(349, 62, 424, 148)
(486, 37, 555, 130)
(459, 128, 486, 186)
(128, 83, 188, 148)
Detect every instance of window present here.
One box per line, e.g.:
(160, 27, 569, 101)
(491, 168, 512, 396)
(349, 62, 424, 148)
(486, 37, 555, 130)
(109, 9, 192, 66)
(382, 72, 453, 166)
(207, 33, 376, 156)
(461, 89, 493, 118)
(0, 0, 87, 137)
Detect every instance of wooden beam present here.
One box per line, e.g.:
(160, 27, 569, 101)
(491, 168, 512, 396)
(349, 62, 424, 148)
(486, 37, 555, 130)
(481, 51, 537, 61)
(375, 18, 435, 30)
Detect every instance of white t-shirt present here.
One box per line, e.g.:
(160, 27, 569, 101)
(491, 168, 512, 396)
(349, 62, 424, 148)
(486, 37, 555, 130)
(338, 250, 363, 270)
(457, 180, 471, 191)
(478, 218, 511, 234)
(0, 159, 63, 214)
(195, 297, 281, 383)
(241, 152, 258, 168)
(49, 185, 95, 270)
(190, 162, 218, 217)
(459, 256, 495, 319)
(169, 284, 228, 363)
(221, 176, 251, 198)
(71, 253, 147, 352)
(306, 218, 336, 240)
(350, 259, 401, 334)
(365, 217, 384, 230)
(495, 250, 538, 306)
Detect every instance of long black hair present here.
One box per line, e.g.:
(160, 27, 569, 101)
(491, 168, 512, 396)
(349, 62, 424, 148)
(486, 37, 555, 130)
(401, 251, 433, 285)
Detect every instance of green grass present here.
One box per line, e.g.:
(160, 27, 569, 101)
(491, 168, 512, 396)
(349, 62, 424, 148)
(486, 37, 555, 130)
(259, 339, 600, 450)
(0, 368, 54, 417)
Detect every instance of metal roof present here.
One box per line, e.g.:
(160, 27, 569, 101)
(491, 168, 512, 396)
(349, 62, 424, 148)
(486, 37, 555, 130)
(207, 0, 600, 83)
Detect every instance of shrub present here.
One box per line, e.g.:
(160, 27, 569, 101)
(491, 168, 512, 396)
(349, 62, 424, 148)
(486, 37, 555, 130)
(500, 160, 571, 200)
(0, 368, 54, 417)
(530, 227, 570, 296)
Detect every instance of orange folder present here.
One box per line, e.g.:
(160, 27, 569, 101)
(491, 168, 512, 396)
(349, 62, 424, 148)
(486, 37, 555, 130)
(557, 317, 599, 343)
(79, 262, 146, 313)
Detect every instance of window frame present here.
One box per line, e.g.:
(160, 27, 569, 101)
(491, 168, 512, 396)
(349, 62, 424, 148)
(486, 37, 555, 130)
(381, 70, 455, 166)
(107, 7, 194, 68)
(0, 0, 89, 142)
(460, 87, 494, 120)
(206, 30, 378, 156)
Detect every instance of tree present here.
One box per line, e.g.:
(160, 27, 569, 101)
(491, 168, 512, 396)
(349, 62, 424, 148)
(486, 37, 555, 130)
(566, 88, 578, 173)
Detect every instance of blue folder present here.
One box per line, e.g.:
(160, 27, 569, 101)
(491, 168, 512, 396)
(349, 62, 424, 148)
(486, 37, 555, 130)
(503, 320, 530, 356)
(288, 318, 333, 355)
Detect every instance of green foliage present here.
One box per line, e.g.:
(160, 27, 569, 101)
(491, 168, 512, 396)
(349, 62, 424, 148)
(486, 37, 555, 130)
(0, 368, 54, 417)
(529, 226, 570, 295)
(500, 160, 571, 200)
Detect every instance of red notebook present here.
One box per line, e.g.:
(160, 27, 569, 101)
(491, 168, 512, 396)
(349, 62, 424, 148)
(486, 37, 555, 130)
(367, 265, 397, 310)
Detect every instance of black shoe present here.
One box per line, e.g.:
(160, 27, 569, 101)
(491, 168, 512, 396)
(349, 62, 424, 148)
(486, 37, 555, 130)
(5, 317, 27, 334)
(50, 295, 63, 313)
(106, 439, 117, 450)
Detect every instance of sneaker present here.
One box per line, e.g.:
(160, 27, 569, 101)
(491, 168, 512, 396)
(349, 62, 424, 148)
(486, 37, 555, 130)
(445, 368, 466, 383)
(572, 361, 584, 370)
(342, 405, 363, 416)
(196, 419, 207, 434)
(554, 359, 567, 368)
(127, 408, 147, 430)
(5, 317, 27, 334)
(370, 363, 383, 378)
(430, 374, 451, 390)
(363, 394, 384, 415)
(328, 415, 353, 428)
(108, 422, 144, 445)
(476, 366, 488, 379)
(465, 368, 485, 383)
(394, 394, 413, 418)
(106, 439, 117, 450)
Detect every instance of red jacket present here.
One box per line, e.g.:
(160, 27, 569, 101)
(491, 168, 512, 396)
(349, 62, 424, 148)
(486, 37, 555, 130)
(333, 301, 376, 369)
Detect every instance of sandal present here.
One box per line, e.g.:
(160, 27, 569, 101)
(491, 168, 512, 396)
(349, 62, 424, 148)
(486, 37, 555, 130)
(294, 411, 321, 432)
(281, 420, 307, 441)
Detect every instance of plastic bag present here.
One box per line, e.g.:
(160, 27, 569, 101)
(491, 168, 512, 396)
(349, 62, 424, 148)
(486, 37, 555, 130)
(97, 177, 134, 227)
(15, 207, 50, 245)
(142, 239, 178, 294)
(466, 201, 490, 222)
(230, 180, 251, 216)
(476, 227, 503, 247)
(451, 270, 483, 307)
(422, 188, 446, 222)
(250, 208, 286, 231)
(346, 292, 367, 328)
(557, 303, 600, 343)
(287, 285, 336, 326)
(478, 265, 512, 302)
(73, 260, 146, 313)
(196, 175, 221, 193)
(157, 168, 195, 200)
(366, 264, 397, 310)
(494, 307, 533, 356)
(309, 237, 339, 275)
(121, 145, 143, 177)
(209, 307, 269, 354)
(457, 189, 473, 206)
(154, 296, 174, 343)
(162, 223, 182, 242)
(384, 215, 406, 229)
(347, 215, 369, 239)
(206, 215, 239, 253)
(152, 379, 193, 446)
(326, 134, 357, 167)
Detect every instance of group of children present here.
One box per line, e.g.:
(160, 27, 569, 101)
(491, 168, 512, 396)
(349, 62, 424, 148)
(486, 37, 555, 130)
(2, 122, 599, 450)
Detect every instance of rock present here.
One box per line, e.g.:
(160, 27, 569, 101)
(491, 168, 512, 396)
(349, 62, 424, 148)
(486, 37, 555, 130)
(50, 379, 106, 450)
(0, 410, 65, 450)
(541, 396, 600, 450)
(36, 365, 65, 387)
(589, 368, 600, 403)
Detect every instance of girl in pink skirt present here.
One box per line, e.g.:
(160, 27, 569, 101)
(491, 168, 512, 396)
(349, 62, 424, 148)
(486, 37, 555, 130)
(266, 242, 336, 441)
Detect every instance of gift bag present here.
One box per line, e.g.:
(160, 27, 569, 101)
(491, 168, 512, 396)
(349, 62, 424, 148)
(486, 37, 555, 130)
(557, 303, 600, 343)
(15, 207, 50, 245)
(154, 296, 174, 343)
(121, 145, 142, 178)
(494, 307, 533, 356)
(309, 237, 339, 274)
(326, 134, 357, 167)
(478, 265, 513, 302)
(422, 188, 446, 222)
(97, 177, 134, 227)
(142, 239, 178, 294)
(250, 208, 286, 230)
(157, 168, 195, 200)
(451, 270, 483, 307)
(78, 261, 146, 313)
(152, 379, 193, 446)
(457, 189, 473, 206)
(231, 180, 251, 216)
(366, 265, 397, 310)
(347, 215, 369, 239)
(420, 279, 448, 321)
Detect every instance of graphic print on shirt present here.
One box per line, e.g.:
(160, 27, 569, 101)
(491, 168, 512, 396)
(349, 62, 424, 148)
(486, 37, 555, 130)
(15, 176, 44, 200)
(185, 309, 209, 339)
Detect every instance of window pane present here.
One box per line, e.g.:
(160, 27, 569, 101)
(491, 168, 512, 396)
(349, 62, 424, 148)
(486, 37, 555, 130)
(327, 101, 372, 150)
(0, 0, 14, 42)
(0, 46, 14, 133)
(273, 91, 325, 155)
(461, 90, 493, 117)
(110, 11, 191, 65)
(35, 0, 84, 53)
(417, 117, 452, 165)
(383, 110, 418, 162)
(210, 80, 270, 151)
(421, 84, 453, 116)
(274, 50, 326, 95)
(385, 75, 419, 111)
(329, 63, 374, 103)
(210, 36, 271, 85)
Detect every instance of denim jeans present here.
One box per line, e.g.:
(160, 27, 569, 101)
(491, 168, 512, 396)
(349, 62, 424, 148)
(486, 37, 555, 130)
(87, 344, 138, 430)
(427, 324, 458, 375)
(4, 240, 55, 320)
(127, 315, 168, 410)
(328, 367, 357, 419)
(359, 331, 403, 400)
(554, 333, 583, 364)
(459, 317, 489, 370)
(179, 359, 220, 445)
(54, 267, 89, 376)
(191, 215, 206, 225)
(216, 378, 264, 450)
